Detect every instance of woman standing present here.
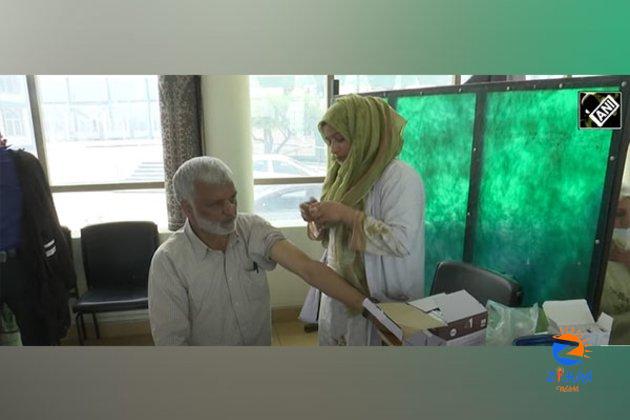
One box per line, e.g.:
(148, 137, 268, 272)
(300, 94, 425, 345)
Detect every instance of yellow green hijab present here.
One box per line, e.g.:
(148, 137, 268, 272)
(318, 94, 406, 295)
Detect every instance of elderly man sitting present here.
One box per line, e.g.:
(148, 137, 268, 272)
(148, 156, 373, 345)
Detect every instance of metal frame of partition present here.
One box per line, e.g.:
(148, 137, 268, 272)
(340, 75, 630, 312)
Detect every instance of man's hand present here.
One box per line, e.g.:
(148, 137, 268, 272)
(361, 299, 403, 346)
(369, 318, 403, 346)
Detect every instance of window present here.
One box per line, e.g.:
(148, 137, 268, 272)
(10, 75, 167, 234)
(254, 183, 323, 226)
(272, 159, 311, 176)
(37, 76, 163, 186)
(253, 158, 268, 174)
(0, 76, 22, 95)
(250, 75, 328, 226)
(337, 75, 455, 95)
(0, 76, 37, 156)
(3, 108, 24, 136)
(52, 189, 167, 234)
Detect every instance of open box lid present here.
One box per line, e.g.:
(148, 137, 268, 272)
(409, 290, 486, 322)
(542, 299, 613, 334)
(378, 290, 487, 337)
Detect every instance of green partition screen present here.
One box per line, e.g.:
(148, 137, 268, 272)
(473, 88, 613, 305)
(397, 94, 476, 293)
(356, 77, 629, 307)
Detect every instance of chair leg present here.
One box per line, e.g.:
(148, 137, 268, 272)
(75, 313, 84, 346)
(80, 313, 87, 340)
(92, 313, 100, 339)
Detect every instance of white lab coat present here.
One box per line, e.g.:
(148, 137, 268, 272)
(301, 159, 425, 345)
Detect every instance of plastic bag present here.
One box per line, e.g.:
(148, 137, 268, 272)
(485, 300, 539, 346)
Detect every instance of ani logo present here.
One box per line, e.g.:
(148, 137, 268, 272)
(547, 327, 593, 392)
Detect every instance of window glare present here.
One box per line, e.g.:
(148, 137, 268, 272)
(37, 75, 163, 186)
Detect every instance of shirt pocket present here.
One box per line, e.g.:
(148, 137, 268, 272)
(241, 260, 269, 303)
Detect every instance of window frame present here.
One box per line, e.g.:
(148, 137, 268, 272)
(250, 75, 330, 188)
(23, 75, 165, 194)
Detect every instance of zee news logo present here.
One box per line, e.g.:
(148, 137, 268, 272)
(579, 92, 622, 129)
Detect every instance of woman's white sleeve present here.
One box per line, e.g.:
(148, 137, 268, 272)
(360, 168, 424, 257)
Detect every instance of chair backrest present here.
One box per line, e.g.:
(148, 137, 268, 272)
(80, 221, 159, 290)
(430, 261, 523, 307)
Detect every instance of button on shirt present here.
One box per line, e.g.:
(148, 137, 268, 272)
(148, 214, 285, 345)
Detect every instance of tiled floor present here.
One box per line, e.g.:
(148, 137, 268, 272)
(60, 320, 318, 346)
(274, 321, 318, 346)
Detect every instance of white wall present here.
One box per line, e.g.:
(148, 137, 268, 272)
(200, 75, 254, 213)
(70, 75, 319, 324)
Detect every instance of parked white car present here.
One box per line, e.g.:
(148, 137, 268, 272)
(254, 183, 323, 224)
(253, 154, 320, 178)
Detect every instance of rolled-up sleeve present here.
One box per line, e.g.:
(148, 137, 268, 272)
(148, 250, 190, 345)
(244, 215, 286, 270)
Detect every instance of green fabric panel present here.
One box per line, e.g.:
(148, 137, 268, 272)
(473, 88, 614, 305)
(396, 94, 477, 294)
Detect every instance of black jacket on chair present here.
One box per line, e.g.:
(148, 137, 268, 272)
(12, 149, 74, 343)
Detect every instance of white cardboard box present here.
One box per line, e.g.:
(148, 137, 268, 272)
(377, 290, 488, 346)
(542, 299, 613, 346)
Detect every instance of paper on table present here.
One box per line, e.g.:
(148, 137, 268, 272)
(378, 302, 446, 337)
(362, 298, 403, 342)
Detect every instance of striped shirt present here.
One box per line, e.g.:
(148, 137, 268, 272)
(148, 214, 285, 345)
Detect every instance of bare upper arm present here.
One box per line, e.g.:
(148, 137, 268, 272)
(269, 239, 312, 279)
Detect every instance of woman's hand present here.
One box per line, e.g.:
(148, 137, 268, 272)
(310, 201, 357, 227)
(299, 197, 319, 222)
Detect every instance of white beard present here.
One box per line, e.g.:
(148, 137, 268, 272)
(193, 209, 236, 235)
